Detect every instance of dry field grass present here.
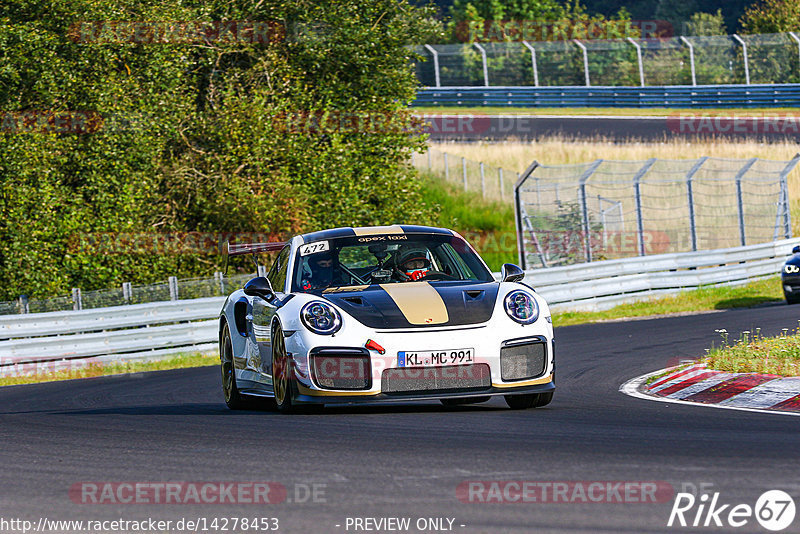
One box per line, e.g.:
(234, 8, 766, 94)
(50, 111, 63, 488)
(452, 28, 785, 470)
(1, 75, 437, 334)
(430, 137, 799, 174)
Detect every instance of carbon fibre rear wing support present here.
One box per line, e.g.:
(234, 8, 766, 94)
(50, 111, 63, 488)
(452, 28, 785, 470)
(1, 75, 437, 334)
(222, 240, 287, 275)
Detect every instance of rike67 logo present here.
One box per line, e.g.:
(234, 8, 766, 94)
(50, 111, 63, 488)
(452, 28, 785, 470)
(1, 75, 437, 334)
(668, 490, 795, 531)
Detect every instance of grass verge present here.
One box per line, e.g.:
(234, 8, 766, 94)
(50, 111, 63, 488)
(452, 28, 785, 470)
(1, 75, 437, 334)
(704, 326, 800, 376)
(0, 352, 218, 387)
(414, 106, 800, 117)
(551, 276, 784, 327)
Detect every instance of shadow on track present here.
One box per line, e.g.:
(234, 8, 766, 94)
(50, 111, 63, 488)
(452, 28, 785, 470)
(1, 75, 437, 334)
(0, 401, 519, 417)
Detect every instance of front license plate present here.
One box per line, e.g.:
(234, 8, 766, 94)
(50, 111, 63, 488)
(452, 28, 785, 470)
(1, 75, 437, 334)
(398, 348, 474, 367)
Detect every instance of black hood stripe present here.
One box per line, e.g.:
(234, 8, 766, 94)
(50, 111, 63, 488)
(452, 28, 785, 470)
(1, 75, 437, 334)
(322, 282, 498, 329)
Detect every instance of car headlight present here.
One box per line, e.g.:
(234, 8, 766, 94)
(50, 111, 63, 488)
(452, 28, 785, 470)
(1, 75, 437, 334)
(301, 301, 342, 335)
(504, 290, 539, 324)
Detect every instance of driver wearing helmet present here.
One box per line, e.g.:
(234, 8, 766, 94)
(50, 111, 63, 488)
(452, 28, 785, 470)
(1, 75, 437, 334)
(394, 245, 432, 282)
(301, 251, 341, 290)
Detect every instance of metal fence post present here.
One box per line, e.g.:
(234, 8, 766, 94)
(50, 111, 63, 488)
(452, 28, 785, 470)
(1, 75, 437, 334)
(778, 154, 800, 239)
(214, 272, 225, 296)
(122, 282, 132, 303)
(514, 161, 541, 269)
(427, 149, 431, 169)
(521, 41, 539, 86)
(423, 44, 440, 87)
(578, 160, 603, 262)
(462, 157, 467, 191)
(514, 177, 525, 269)
(679, 36, 697, 86)
(72, 288, 82, 311)
(473, 43, 489, 86)
(480, 161, 486, 198)
(732, 34, 750, 85)
(444, 152, 449, 181)
(634, 159, 657, 256)
(627, 37, 645, 87)
(257, 265, 268, 278)
(18, 295, 29, 314)
(789, 32, 800, 74)
(574, 39, 590, 86)
(168, 276, 179, 301)
(735, 158, 758, 246)
(685, 157, 708, 252)
(499, 168, 504, 200)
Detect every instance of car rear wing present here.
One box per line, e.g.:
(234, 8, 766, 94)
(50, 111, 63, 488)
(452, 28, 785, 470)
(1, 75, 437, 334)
(222, 240, 287, 275)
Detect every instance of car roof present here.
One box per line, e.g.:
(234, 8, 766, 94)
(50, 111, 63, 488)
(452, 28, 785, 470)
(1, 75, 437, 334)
(299, 225, 454, 244)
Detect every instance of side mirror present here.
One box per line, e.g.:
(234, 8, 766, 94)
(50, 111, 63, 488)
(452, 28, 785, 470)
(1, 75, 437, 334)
(501, 263, 525, 283)
(243, 276, 275, 300)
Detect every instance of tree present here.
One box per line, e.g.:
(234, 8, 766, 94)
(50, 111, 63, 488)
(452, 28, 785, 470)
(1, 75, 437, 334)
(685, 9, 727, 36)
(449, 0, 566, 24)
(741, 0, 800, 33)
(0, 0, 442, 300)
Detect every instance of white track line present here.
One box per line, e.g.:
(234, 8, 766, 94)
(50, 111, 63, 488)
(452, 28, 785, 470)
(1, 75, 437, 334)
(619, 368, 800, 418)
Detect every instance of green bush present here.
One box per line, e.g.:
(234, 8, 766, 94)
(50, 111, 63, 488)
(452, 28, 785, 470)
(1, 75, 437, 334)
(0, 0, 441, 300)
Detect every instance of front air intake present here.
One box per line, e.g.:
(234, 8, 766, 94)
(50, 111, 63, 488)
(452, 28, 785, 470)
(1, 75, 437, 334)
(500, 341, 547, 381)
(310, 348, 371, 390)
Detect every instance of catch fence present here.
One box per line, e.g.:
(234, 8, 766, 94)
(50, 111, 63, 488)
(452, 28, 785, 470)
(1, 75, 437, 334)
(514, 155, 800, 268)
(413, 32, 800, 88)
(412, 147, 519, 201)
(0, 271, 262, 316)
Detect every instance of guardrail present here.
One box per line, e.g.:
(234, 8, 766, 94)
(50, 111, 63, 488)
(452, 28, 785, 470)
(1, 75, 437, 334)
(414, 85, 800, 108)
(537, 242, 795, 312)
(0, 298, 224, 375)
(1, 238, 796, 375)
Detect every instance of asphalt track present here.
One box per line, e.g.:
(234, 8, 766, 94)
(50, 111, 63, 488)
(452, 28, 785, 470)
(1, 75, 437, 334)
(2, 304, 800, 533)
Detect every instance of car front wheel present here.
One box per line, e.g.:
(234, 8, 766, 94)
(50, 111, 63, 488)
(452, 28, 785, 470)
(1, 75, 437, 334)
(272, 324, 295, 413)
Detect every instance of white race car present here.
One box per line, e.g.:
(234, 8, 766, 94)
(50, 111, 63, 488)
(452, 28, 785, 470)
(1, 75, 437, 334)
(218, 225, 554, 412)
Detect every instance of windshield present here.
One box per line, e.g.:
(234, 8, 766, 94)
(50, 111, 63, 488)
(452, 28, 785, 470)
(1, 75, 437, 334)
(291, 233, 493, 292)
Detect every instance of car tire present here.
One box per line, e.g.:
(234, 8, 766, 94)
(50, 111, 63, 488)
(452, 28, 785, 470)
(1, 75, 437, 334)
(785, 293, 800, 305)
(272, 323, 295, 414)
(221, 326, 248, 410)
(440, 396, 491, 407)
(504, 392, 553, 410)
